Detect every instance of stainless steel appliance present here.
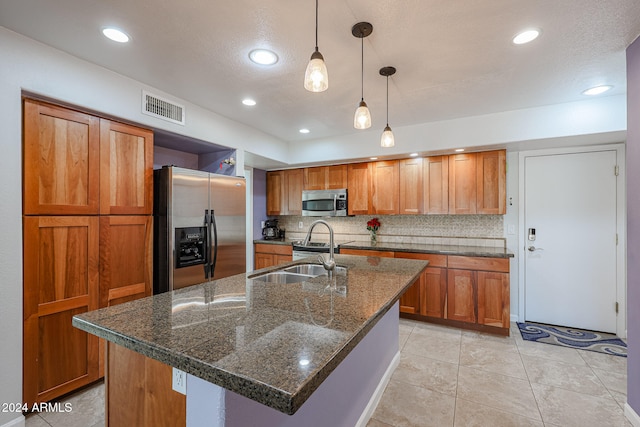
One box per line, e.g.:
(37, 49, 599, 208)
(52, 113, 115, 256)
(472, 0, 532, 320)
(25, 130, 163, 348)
(154, 166, 246, 294)
(262, 219, 281, 240)
(302, 189, 348, 216)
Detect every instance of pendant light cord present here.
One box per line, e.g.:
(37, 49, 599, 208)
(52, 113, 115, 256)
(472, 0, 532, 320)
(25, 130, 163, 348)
(360, 35, 364, 101)
(315, 0, 319, 51)
(386, 75, 389, 126)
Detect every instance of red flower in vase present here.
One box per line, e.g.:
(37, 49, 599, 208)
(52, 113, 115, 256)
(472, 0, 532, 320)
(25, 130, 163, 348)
(366, 218, 381, 232)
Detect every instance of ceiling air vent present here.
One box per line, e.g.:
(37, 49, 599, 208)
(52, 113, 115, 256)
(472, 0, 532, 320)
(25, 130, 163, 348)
(142, 91, 185, 125)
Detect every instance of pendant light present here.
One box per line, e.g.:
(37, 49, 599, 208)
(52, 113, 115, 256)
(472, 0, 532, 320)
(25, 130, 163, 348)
(352, 22, 373, 129)
(304, 0, 329, 92)
(379, 66, 396, 148)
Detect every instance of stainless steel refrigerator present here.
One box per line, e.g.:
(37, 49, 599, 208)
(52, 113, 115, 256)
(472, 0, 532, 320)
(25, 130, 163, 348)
(153, 166, 246, 294)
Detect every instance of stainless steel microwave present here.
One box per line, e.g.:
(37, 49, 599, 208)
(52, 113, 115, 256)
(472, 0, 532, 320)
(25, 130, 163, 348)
(302, 189, 348, 216)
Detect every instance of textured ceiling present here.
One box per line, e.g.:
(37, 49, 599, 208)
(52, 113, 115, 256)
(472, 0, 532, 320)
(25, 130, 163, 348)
(1, 0, 639, 145)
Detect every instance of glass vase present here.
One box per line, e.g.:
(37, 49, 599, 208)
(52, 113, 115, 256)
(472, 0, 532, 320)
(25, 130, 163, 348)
(370, 230, 377, 246)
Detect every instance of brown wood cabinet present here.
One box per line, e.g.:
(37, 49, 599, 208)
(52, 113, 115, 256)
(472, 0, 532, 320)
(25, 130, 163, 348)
(304, 165, 348, 190)
(99, 119, 154, 215)
(22, 98, 154, 405)
(99, 216, 153, 307)
(286, 169, 304, 215)
(23, 216, 100, 406)
(448, 153, 477, 214)
(476, 150, 506, 214)
(254, 243, 293, 269)
(371, 160, 399, 215)
(347, 163, 372, 215)
(399, 158, 423, 215)
(266, 170, 303, 215)
(266, 171, 285, 216)
(423, 156, 449, 214)
(343, 246, 510, 334)
(107, 342, 185, 427)
(23, 100, 100, 215)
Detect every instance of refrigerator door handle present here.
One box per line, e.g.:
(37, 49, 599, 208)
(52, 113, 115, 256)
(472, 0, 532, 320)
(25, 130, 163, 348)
(204, 209, 211, 278)
(210, 209, 218, 279)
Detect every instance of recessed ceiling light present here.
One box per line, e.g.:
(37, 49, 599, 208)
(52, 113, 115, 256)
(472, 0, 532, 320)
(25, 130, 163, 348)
(249, 49, 279, 65)
(242, 98, 256, 106)
(409, 153, 419, 157)
(455, 148, 465, 152)
(299, 128, 310, 134)
(370, 157, 378, 160)
(513, 29, 540, 45)
(102, 27, 130, 43)
(582, 85, 613, 96)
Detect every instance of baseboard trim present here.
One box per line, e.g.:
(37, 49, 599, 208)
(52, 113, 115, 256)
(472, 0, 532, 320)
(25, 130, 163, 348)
(625, 403, 640, 427)
(0, 414, 25, 427)
(510, 314, 519, 323)
(355, 351, 400, 427)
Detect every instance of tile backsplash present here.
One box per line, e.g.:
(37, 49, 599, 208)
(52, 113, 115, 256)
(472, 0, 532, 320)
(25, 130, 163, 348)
(275, 215, 505, 248)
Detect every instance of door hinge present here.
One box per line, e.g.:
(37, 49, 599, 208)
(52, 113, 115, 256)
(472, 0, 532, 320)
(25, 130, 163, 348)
(615, 302, 619, 314)
(614, 165, 619, 176)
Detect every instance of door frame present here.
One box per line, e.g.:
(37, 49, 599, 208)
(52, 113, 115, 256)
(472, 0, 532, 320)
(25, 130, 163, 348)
(517, 143, 627, 337)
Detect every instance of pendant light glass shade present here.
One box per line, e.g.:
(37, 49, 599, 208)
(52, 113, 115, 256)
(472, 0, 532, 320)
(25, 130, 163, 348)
(381, 125, 395, 147)
(304, 0, 328, 92)
(354, 100, 372, 129)
(304, 50, 328, 92)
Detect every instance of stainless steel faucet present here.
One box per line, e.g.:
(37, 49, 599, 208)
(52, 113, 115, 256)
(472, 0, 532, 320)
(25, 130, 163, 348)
(303, 219, 336, 277)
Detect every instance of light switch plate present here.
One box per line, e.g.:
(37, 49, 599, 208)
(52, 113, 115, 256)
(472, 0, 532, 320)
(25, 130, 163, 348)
(172, 367, 186, 395)
(507, 224, 515, 235)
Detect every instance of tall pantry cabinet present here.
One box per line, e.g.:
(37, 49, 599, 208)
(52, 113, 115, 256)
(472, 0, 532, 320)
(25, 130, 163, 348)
(22, 99, 153, 405)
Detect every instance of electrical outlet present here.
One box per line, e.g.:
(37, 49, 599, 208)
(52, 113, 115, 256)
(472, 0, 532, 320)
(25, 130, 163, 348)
(172, 367, 186, 395)
(261, 220, 265, 229)
(507, 224, 516, 235)
(298, 221, 304, 229)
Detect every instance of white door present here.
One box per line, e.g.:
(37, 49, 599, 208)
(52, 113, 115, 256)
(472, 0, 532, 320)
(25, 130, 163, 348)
(523, 150, 618, 332)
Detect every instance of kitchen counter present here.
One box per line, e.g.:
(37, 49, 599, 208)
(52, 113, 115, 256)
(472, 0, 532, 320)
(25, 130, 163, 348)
(72, 254, 428, 420)
(254, 238, 514, 258)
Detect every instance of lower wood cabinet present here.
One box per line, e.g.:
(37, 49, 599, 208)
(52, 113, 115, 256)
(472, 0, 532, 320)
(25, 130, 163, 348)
(23, 216, 101, 406)
(107, 342, 185, 427)
(254, 243, 292, 269)
(342, 248, 510, 335)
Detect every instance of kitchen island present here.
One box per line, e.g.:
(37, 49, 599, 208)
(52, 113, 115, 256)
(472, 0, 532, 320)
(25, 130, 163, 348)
(73, 254, 428, 427)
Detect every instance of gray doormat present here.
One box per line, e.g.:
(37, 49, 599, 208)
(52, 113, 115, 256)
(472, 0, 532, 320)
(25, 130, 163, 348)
(517, 322, 627, 357)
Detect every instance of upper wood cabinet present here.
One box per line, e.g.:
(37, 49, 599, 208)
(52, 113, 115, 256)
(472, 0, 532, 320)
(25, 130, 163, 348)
(399, 158, 423, 215)
(371, 160, 399, 215)
(423, 156, 449, 214)
(100, 120, 154, 215)
(285, 169, 304, 215)
(476, 150, 506, 214)
(266, 169, 303, 215)
(347, 163, 372, 215)
(23, 99, 101, 215)
(23, 99, 154, 215)
(266, 171, 285, 216)
(449, 150, 506, 215)
(304, 165, 348, 190)
(449, 153, 477, 214)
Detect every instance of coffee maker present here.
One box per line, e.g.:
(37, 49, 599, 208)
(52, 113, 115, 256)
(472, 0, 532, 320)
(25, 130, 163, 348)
(262, 219, 281, 240)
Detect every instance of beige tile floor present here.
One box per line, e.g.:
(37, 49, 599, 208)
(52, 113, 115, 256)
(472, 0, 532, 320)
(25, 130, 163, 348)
(369, 320, 630, 427)
(25, 320, 629, 427)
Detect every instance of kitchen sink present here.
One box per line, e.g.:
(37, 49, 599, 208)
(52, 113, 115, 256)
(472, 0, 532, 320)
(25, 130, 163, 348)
(283, 264, 347, 276)
(250, 264, 347, 284)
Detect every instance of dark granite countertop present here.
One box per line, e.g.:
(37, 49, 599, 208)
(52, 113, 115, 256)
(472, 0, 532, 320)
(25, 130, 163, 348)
(254, 239, 514, 258)
(72, 255, 428, 415)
